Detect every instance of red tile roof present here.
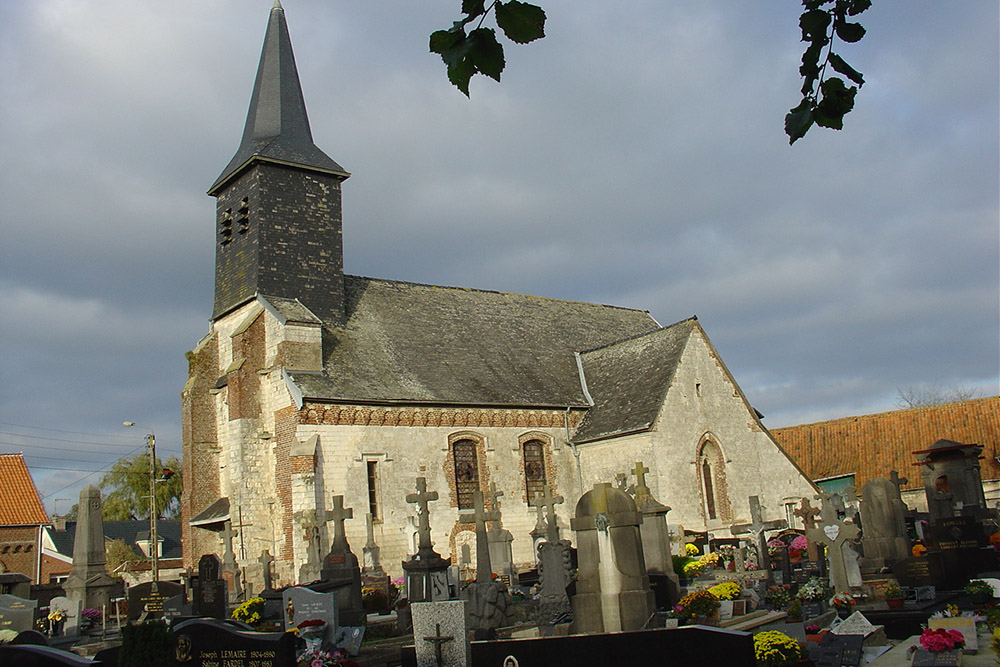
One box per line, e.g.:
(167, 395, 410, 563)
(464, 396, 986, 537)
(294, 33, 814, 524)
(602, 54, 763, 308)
(0, 453, 50, 525)
(770, 396, 1000, 492)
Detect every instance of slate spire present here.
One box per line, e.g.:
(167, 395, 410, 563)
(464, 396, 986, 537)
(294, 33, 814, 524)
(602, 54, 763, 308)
(209, 1, 348, 194)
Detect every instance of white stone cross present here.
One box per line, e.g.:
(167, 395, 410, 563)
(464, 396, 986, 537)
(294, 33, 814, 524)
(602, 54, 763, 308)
(806, 496, 860, 594)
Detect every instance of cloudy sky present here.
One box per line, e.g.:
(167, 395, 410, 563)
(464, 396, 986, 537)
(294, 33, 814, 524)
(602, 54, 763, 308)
(1, 1, 997, 513)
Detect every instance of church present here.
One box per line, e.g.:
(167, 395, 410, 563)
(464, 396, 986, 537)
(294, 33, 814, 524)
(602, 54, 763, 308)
(180, 3, 816, 590)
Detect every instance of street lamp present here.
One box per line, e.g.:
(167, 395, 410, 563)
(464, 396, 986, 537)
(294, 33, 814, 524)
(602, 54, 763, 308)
(123, 421, 159, 595)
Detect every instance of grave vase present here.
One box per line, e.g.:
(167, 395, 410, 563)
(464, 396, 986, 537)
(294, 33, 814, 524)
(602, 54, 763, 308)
(887, 597, 904, 609)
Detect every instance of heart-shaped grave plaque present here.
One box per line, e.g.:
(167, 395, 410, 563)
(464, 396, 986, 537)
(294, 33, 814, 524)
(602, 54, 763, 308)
(823, 525, 840, 542)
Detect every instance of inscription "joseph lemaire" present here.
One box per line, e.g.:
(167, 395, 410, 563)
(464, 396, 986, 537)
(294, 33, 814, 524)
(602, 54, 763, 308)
(198, 648, 278, 667)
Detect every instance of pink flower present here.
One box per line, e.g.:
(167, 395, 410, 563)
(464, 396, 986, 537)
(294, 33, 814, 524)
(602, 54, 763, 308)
(312, 661, 324, 667)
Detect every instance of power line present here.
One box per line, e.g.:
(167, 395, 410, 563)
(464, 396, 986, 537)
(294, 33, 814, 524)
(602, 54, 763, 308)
(0, 440, 181, 455)
(0, 421, 137, 439)
(0, 430, 151, 448)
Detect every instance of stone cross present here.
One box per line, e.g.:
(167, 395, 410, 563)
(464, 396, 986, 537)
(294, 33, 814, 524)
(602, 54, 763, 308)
(459, 489, 500, 584)
(529, 486, 564, 543)
(325, 495, 354, 553)
(717, 541, 770, 588)
(406, 477, 439, 555)
(362, 512, 384, 575)
(423, 622, 454, 667)
(793, 498, 822, 562)
(614, 472, 635, 496)
(295, 510, 323, 582)
(258, 550, 274, 591)
(731, 496, 787, 583)
(485, 482, 504, 529)
(221, 519, 244, 600)
(889, 470, 909, 497)
(806, 496, 860, 594)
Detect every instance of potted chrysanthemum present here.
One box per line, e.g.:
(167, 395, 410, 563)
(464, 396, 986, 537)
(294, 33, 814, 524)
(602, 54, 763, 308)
(754, 630, 802, 667)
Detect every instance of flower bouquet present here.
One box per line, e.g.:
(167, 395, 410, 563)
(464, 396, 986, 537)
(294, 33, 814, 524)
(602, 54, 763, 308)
(765, 585, 792, 609)
(754, 630, 802, 667)
(674, 589, 721, 623)
(918, 627, 965, 653)
(797, 577, 828, 602)
(830, 592, 855, 617)
(297, 618, 328, 652)
(708, 581, 741, 601)
(296, 648, 359, 667)
(684, 543, 700, 557)
(232, 597, 265, 626)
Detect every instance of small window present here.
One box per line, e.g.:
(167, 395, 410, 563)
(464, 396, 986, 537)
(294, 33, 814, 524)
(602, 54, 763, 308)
(702, 460, 717, 520)
(367, 460, 380, 521)
(453, 439, 480, 510)
(220, 208, 233, 246)
(523, 439, 547, 500)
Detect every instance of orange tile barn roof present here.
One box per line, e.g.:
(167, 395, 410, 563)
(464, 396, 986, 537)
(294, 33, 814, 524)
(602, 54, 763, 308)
(0, 453, 50, 526)
(770, 396, 1000, 492)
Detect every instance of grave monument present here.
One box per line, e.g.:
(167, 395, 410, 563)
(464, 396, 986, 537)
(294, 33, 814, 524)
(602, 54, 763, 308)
(63, 486, 116, 610)
(570, 483, 655, 634)
(402, 478, 451, 602)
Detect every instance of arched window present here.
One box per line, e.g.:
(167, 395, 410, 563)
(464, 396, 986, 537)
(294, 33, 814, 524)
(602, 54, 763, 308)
(702, 459, 717, 519)
(698, 436, 731, 523)
(523, 439, 547, 500)
(453, 439, 480, 510)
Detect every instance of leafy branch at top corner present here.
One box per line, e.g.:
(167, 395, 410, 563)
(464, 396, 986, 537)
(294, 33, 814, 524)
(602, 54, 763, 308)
(430, 0, 546, 97)
(785, 0, 871, 145)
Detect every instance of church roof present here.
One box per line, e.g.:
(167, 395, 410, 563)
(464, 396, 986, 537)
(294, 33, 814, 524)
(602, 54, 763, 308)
(208, 1, 348, 195)
(47, 520, 183, 560)
(572, 318, 697, 443)
(0, 453, 49, 526)
(287, 275, 661, 408)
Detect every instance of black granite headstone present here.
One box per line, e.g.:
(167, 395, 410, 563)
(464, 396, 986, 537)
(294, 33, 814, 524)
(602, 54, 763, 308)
(126, 581, 185, 621)
(0, 644, 97, 666)
(192, 554, 228, 619)
(817, 633, 864, 667)
(171, 618, 295, 667)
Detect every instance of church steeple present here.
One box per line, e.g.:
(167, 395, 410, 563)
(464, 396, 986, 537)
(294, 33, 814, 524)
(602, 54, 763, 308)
(209, 2, 348, 323)
(209, 0, 348, 194)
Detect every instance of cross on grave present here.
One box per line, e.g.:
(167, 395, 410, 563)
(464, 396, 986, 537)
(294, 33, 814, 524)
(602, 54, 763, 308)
(423, 622, 454, 667)
(363, 512, 384, 575)
(806, 497, 860, 595)
(406, 477, 440, 555)
(889, 470, 909, 497)
(259, 550, 274, 591)
(294, 509, 324, 581)
(716, 542, 770, 587)
(529, 486, 564, 543)
(485, 482, 504, 529)
(459, 489, 500, 584)
(221, 519, 244, 600)
(614, 472, 635, 496)
(731, 496, 788, 584)
(325, 495, 354, 553)
(793, 498, 822, 562)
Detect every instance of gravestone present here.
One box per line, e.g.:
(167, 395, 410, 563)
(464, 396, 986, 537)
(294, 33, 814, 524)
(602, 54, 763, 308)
(295, 510, 324, 585)
(282, 586, 337, 646)
(530, 487, 573, 622)
(361, 513, 385, 577)
(319, 495, 365, 626)
(570, 483, 655, 634)
(411, 600, 468, 667)
(402, 478, 451, 602)
(806, 497, 860, 594)
(192, 553, 228, 619)
(171, 617, 295, 667)
(162, 593, 191, 621)
(915, 440, 990, 522)
(63, 485, 115, 610)
(631, 461, 680, 608)
(793, 498, 822, 562)
(0, 593, 38, 634)
(859, 476, 910, 572)
(484, 483, 516, 586)
(48, 597, 81, 637)
(929, 515, 987, 587)
(259, 550, 275, 593)
(731, 496, 787, 586)
(816, 633, 865, 667)
(830, 610, 887, 647)
(0, 644, 97, 666)
(458, 489, 511, 633)
(126, 581, 185, 622)
(361, 513, 392, 614)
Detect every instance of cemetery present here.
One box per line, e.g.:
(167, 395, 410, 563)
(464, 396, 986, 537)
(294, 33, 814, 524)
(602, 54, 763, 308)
(6, 445, 1000, 667)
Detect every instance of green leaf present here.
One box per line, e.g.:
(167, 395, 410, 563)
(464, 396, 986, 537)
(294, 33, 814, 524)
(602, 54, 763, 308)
(495, 0, 546, 44)
(468, 28, 505, 82)
(828, 53, 864, 87)
(835, 20, 866, 43)
(814, 77, 856, 129)
(799, 41, 825, 94)
(462, 0, 486, 19)
(785, 98, 815, 145)
(447, 56, 476, 97)
(430, 28, 463, 55)
(799, 9, 831, 41)
(847, 0, 872, 16)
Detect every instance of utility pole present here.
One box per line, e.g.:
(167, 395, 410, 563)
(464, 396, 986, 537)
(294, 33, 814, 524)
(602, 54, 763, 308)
(124, 422, 159, 596)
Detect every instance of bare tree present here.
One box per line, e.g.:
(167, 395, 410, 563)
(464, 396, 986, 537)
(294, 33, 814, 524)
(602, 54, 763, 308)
(895, 384, 982, 409)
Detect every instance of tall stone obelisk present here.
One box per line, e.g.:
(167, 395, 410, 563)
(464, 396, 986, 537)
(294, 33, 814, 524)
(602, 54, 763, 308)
(65, 485, 116, 609)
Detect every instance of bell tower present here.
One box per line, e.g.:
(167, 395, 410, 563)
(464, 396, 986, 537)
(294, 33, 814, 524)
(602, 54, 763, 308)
(208, 0, 349, 323)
